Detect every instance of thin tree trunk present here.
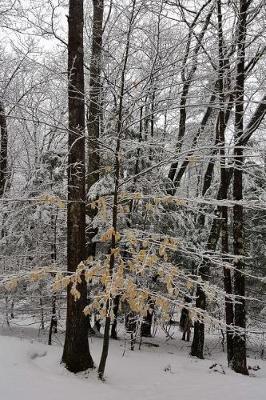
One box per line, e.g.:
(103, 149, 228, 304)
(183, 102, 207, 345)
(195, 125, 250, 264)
(40, 296, 45, 330)
(48, 295, 57, 345)
(11, 299, 14, 319)
(98, 0, 137, 380)
(192, 31, 265, 363)
(5, 296, 9, 327)
(239, 94, 266, 146)
(191, 1, 232, 358)
(128, 105, 143, 225)
(0, 101, 8, 197)
(62, 0, 94, 373)
(48, 211, 58, 345)
(200, 91, 234, 205)
(98, 137, 119, 379)
(217, 0, 234, 365)
(168, 3, 213, 190)
(172, 91, 216, 189)
(222, 209, 234, 364)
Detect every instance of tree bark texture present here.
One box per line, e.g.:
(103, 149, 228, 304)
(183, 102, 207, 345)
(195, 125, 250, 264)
(86, 0, 104, 257)
(62, 0, 94, 373)
(231, 0, 249, 376)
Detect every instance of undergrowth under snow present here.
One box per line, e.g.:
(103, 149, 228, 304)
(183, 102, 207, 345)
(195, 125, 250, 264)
(0, 327, 265, 400)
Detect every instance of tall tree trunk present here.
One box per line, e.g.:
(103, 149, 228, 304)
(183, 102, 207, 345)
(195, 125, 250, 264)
(86, 0, 104, 258)
(0, 101, 8, 197)
(191, 1, 232, 358)
(98, 124, 120, 379)
(191, 59, 266, 363)
(217, 0, 234, 365)
(0, 101, 8, 242)
(98, 0, 137, 380)
(191, 164, 234, 358)
(62, 0, 94, 373)
(231, 0, 249, 376)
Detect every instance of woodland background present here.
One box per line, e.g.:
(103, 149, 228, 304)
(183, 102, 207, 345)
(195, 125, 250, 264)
(0, 0, 265, 382)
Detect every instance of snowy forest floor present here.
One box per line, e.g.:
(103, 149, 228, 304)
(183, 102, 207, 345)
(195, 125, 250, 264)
(0, 324, 266, 400)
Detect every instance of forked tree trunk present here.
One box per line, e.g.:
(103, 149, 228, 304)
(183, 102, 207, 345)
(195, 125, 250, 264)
(62, 0, 94, 373)
(168, 2, 213, 191)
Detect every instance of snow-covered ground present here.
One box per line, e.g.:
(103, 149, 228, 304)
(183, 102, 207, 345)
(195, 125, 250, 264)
(0, 327, 265, 400)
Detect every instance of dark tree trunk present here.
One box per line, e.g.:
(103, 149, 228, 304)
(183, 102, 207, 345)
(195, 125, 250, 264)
(172, 91, 216, 189)
(223, 228, 234, 364)
(128, 105, 143, 226)
(141, 300, 154, 338)
(231, 0, 249, 376)
(239, 94, 266, 146)
(11, 299, 14, 319)
(62, 0, 94, 373)
(190, 271, 207, 359)
(48, 295, 57, 345)
(98, 163, 118, 379)
(167, 4, 213, 191)
(173, 48, 235, 193)
(40, 296, 45, 330)
(191, 1, 232, 358)
(217, 0, 234, 365)
(110, 295, 120, 339)
(200, 92, 234, 201)
(86, 0, 104, 258)
(191, 14, 265, 361)
(48, 212, 58, 345)
(219, 176, 234, 363)
(0, 101, 8, 197)
(191, 164, 234, 358)
(98, 315, 111, 379)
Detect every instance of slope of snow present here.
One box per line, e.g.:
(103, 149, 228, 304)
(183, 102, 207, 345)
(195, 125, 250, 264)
(0, 331, 265, 400)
